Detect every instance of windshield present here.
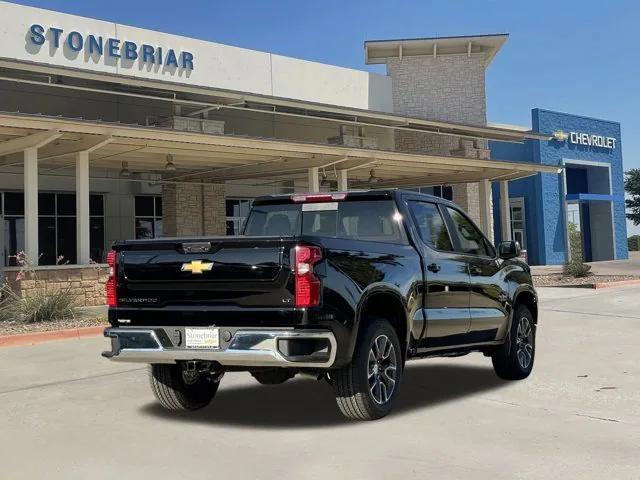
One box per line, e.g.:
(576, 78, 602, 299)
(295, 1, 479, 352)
(244, 200, 406, 243)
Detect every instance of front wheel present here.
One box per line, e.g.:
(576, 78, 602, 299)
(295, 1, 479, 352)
(332, 319, 403, 420)
(492, 305, 536, 380)
(148, 364, 220, 411)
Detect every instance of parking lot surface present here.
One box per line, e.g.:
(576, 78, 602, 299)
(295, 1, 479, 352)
(1, 286, 638, 479)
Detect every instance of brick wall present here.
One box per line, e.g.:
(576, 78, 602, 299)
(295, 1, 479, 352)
(162, 181, 226, 237)
(386, 54, 490, 225)
(5, 265, 108, 307)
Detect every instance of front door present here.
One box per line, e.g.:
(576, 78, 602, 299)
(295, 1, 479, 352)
(442, 206, 509, 343)
(406, 200, 471, 350)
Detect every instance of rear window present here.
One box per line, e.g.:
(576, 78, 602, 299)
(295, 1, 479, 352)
(244, 200, 406, 244)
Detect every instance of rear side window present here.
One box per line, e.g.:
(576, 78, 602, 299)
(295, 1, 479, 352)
(408, 201, 453, 251)
(244, 204, 300, 236)
(244, 200, 405, 243)
(444, 206, 491, 256)
(301, 200, 404, 243)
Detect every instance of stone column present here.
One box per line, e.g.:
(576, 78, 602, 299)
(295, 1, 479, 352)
(162, 181, 226, 237)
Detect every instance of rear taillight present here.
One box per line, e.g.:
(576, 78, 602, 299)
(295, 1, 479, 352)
(294, 245, 322, 308)
(106, 250, 117, 307)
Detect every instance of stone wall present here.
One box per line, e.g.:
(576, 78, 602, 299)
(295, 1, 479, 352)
(386, 53, 490, 225)
(162, 182, 226, 237)
(4, 265, 108, 307)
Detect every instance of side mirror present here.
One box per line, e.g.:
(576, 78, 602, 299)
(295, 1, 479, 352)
(498, 240, 521, 260)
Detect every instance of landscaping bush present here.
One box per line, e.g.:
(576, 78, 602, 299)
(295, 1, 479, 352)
(628, 235, 640, 252)
(0, 251, 78, 323)
(563, 221, 592, 278)
(0, 283, 78, 323)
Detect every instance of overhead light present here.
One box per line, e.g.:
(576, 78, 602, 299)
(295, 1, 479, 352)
(119, 161, 131, 178)
(368, 169, 381, 184)
(320, 171, 331, 187)
(164, 154, 176, 172)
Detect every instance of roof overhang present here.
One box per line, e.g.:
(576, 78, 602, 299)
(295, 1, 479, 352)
(365, 34, 509, 67)
(0, 112, 561, 188)
(0, 59, 549, 143)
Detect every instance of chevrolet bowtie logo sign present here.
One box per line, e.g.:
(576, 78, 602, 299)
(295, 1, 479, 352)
(181, 260, 213, 274)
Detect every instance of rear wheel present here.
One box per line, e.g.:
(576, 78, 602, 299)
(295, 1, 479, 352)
(332, 319, 403, 420)
(492, 305, 536, 380)
(148, 364, 220, 411)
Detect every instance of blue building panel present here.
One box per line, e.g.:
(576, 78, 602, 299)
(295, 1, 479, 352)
(490, 108, 628, 265)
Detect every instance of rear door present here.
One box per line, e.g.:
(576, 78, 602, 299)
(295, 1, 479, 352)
(441, 206, 508, 343)
(406, 199, 471, 350)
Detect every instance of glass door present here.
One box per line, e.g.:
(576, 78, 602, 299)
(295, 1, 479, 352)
(509, 198, 527, 250)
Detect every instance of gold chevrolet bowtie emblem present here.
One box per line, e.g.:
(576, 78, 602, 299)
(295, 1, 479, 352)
(181, 260, 213, 274)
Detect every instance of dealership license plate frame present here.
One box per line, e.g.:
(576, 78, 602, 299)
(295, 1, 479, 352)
(185, 327, 220, 349)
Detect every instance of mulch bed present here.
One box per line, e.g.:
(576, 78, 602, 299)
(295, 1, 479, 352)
(0, 316, 107, 336)
(533, 274, 640, 288)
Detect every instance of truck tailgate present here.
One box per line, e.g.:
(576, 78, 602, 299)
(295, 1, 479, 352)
(115, 237, 297, 310)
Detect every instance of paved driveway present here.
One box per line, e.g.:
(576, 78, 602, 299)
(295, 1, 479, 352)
(1, 287, 639, 479)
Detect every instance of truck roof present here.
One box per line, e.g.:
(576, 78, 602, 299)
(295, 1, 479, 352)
(252, 188, 456, 207)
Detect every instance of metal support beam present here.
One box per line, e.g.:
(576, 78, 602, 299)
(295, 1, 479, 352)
(76, 151, 90, 264)
(337, 170, 348, 191)
(478, 179, 494, 243)
(40, 135, 113, 160)
(308, 167, 320, 193)
(499, 180, 512, 243)
(0, 130, 61, 156)
(24, 147, 39, 265)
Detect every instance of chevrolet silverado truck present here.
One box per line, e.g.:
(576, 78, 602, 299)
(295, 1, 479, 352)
(103, 189, 537, 420)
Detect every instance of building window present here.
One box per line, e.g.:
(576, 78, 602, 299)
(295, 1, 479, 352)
(135, 196, 163, 239)
(226, 198, 252, 235)
(415, 185, 453, 201)
(1, 192, 105, 266)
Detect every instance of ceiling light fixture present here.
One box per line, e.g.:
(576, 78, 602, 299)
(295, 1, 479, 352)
(119, 161, 131, 178)
(165, 154, 176, 172)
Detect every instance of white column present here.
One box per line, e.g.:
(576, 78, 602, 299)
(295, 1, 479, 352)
(308, 167, 320, 193)
(76, 151, 91, 264)
(24, 147, 39, 265)
(337, 170, 348, 191)
(499, 180, 512, 243)
(478, 179, 494, 243)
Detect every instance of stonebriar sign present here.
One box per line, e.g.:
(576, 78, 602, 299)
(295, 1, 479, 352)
(28, 24, 195, 70)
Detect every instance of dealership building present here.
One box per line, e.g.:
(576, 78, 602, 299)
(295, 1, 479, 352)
(0, 1, 628, 304)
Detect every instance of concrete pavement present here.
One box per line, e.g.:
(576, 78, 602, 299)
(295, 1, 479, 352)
(1, 287, 639, 479)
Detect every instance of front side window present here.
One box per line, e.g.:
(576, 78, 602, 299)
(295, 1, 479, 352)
(445, 207, 492, 257)
(408, 201, 453, 251)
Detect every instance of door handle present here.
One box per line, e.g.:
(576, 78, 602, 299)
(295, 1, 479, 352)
(427, 263, 441, 273)
(469, 265, 482, 275)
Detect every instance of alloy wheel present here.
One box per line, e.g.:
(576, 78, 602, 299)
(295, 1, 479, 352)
(515, 316, 534, 369)
(367, 334, 397, 404)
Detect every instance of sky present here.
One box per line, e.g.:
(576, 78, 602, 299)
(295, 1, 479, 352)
(11, 0, 640, 235)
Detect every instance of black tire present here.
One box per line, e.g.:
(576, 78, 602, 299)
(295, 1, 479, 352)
(492, 305, 536, 380)
(148, 364, 220, 411)
(332, 319, 403, 420)
(250, 369, 295, 385)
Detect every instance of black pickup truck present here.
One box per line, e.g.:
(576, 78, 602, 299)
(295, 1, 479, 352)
(103, 189, 537, 420)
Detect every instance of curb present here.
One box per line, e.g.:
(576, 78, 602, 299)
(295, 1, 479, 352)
(592, 279, 640, 289)
(0, 325, 106, 348)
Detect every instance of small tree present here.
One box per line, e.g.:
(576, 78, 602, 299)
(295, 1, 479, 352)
(626, 169, 640, 226)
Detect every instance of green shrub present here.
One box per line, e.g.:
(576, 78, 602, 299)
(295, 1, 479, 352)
(0, 283, 78, 323)
(628, 235, 640, 252)
(562, 261, 592, 278)
(563, 221, 592, 278)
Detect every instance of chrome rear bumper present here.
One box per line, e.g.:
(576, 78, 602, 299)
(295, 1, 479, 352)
(102, 327, 337, 368)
